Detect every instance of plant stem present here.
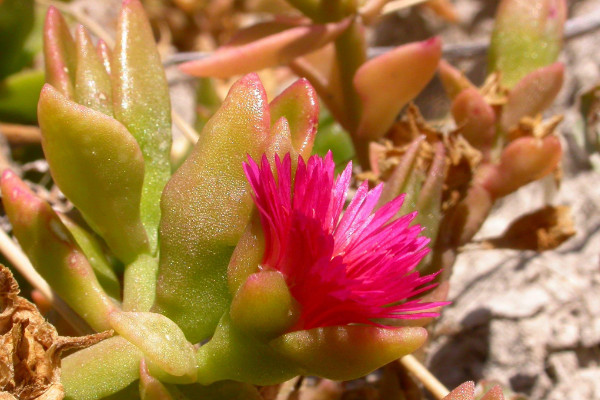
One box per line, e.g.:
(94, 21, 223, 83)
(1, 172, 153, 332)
(399, 354, 449, 399)
(0, 227, 92, 334)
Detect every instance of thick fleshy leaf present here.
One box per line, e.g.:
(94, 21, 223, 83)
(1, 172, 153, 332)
(60, 215, 121, 300)
(414, 141, 445, 242)
(74, 25, 113, 116)
(230, 271, 298, 338)
(155, 74, 270, 343)
(489, 0, 566, 87)
(0, 69, 44, 124)
(180, 20, 350, 79)
(139, 360, 175, 400)
(0, 0, 34, 80)
(438, 59, 475, 100)
(501, 62, 564, 132)
(227, 214, 264, 294)
(97, 39, 112, 75)
(109, 312, 197, 380)
(285, 0, 358, 22)
(442, 381, 475, 400)
(196, 315, 300, 385)
(271, 325, 427, 380)
(1, 171, 118, 332)
(38, 84, 149, 263)
(62, 337, 143, 400)
(355, 37, 441, 140)
(113, 0, 172, 253)
(122, 254, 159, 312)
(479, 385, 505, 400)
(43, 6, 77, 98)
(452, 88, 495, 155)
(479, 135, 562, 199)
(269, 78, 319, 159)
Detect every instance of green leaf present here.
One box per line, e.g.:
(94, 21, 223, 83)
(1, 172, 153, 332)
(74, 25, 113, 116)
(112, 0, 172, 253)
(1, 171, 118, 332)
(155, 74, 271, 343)
(0, 69, 44, 124)
(60, 215, 121, 300)
(0, 0, 34, 80)
(38, 84, 149, 263)
(62, 336, 143, 400)
(270, 325, 427, 381)
(43, 6, 77, 98)
(269, 78, 319, 159)
(109, 312, 197, 380)
(489, 0, 566, 87)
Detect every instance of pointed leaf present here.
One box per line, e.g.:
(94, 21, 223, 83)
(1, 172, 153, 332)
(1, 171, 118, 332)
(438, 59, 475, 100)
(269, 78, 319, 159)
(109, 312, 197, 379)
(479, 385, 505, 400)
(355, 37, 441, 140)
(452, 88, 495, 155)
(179, 20, 350, 79)
(501, 62, 564, 132)
(155, 74, 270, 343)
(43, 6, 77, 98)
(480, 135, 562, 199)
(489, 0, 566, 87)
(97, 39, 112, 75)
(75, 25, 113, 116)
(62, 336, 143, 400)
(38, 84, 149, 263)
(60, 215, 121, 300)
(139, 360, 175, 400)
(442, 382, 475, 400)
(113, 0, 172, 252)
(271, 326, 427, 380)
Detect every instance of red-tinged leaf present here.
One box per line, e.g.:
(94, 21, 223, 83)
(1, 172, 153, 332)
(443, 382, 475, 400)
(501, 62, 564, 132)
(479, 385, 505, 400)
(452, 88, 495, 155)
(271, 326, 427, 381)
(179, 19, 351, 79)
(113, 0, 172, 253)
(75, 25, 113, 116)
(43, 6, 77, 98)
(438, 59, 476, 100)
(355, 37, 441, 140)
(377, 136, 424, 207)
(155, 74, 271, 343)
(479, 135, 562, 199)
(139, 359, 175, 400)
(62, 336, 143, 400)
(97, 39, 112, 76)
(109, 312, 197, 380)
(1, 170, 118, 332)
(38, 84, 149, 263)
(269, 78, 319, 159)
(489, 0, 566, 87)
(267, 116, 296, 160)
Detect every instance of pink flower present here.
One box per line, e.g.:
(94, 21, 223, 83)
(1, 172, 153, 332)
(243, 152, 446, 331)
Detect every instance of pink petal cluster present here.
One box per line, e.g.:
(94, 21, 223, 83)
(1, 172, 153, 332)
(243, 152, 446, 331)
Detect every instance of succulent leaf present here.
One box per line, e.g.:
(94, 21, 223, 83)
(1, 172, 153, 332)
(354, 37, 441, 140)
(43, 6, 77, 98)
(109, 312, 197, 380)
(62, 336, 143, 400)
(155, 73, 270, 343)
(1, 170, 118, 332)
(179, 20, 350, 79)
(38, 84, 149, 264)
(270, 325, 427, 381)
(113, 0, 172, 253)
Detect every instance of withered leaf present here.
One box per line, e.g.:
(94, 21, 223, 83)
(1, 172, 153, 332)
(0, 265, 112, 400)
(479, 206, 575, 252)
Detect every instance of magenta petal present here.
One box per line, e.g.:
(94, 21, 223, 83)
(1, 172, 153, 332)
(243, 153, 446, 330)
